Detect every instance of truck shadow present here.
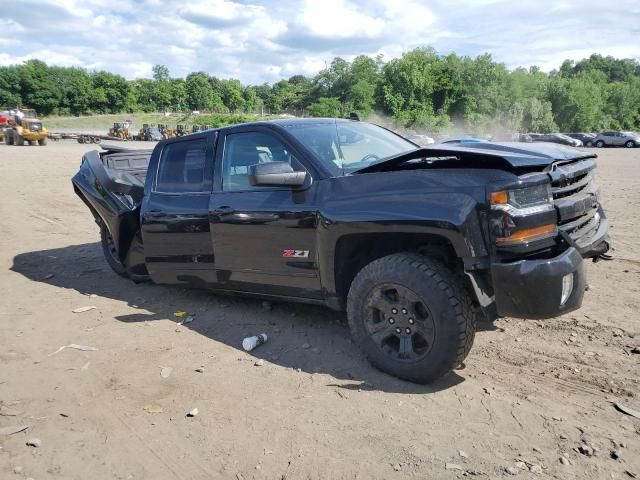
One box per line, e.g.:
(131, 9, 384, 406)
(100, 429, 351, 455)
(11, 242, 468, 394)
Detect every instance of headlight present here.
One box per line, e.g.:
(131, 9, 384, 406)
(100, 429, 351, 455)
(490, 183, 557, 246)
(490, 183, 553, 215)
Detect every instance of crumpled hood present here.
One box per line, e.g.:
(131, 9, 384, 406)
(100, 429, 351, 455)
(354, 142, 596, 174)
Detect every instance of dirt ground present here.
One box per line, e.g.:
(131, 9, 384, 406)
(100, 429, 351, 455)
(0, 140, 639, 480)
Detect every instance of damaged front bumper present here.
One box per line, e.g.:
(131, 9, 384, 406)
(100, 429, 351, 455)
(491, 246, 586, 319)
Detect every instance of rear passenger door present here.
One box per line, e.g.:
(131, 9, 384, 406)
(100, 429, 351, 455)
(141, 133, 217, 285)
(208, 127, 322, 298)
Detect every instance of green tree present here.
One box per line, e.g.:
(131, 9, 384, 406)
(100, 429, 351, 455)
(307, 97, 342, 117)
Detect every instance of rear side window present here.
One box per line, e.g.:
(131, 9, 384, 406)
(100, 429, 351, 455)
(156, 139, 209, 193)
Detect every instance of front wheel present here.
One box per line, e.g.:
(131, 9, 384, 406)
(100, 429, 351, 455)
(347, 253, 476, 383)
(38, 137, 47, 146)
(625, 140, 636, 148)
(595, 140, 605, 148)
(100, 225, 129, 278)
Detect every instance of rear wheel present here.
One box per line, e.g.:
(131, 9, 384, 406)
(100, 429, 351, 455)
(347, 253, 476, 383)
(100, 225, 129, 278)
(38, 137, 47, 146)
(625, 140, 636, 148)
(586, 141, 593, 147)
(595, 140, 605, 148)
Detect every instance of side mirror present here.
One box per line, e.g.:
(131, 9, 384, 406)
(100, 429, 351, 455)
(249, 162, 307, 187)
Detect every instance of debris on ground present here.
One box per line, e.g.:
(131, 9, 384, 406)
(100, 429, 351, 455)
(392, 463, 402, 471)
(0, 405, 22, 416)
(611, 449, 622, 460)
(26, 438, 41, 448)
(613, 402, 640, 419)
(577, 444, 595, 456)
(505, 466, 520, 475)
(72, 306, 96, 313)
(174, 310, 188, 318)
(445, 463, 463, 471)
(302, 343, 311, 349)
(143, 404, 164, 414)
(177, 316, 194, 326)
(0, 425, 29, 435)
(160, 366, 173, 378)
(14, 466, 23, 474)
(242, 333, 268, 352)
(559, 456, 570, 465)
(254, 359, 264, 366)
(458, 450, 468, 458)
(195, 367, 204, 373)
(49, 344, 98, 356)
(187, 408, 199, 417)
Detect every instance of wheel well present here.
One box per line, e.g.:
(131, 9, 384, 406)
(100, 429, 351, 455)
(334, 233, 462, 304)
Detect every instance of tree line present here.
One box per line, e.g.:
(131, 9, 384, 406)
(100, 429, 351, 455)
(1, 49, 639, 133)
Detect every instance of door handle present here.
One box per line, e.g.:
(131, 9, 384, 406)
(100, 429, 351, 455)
(213, 206, 235, 214)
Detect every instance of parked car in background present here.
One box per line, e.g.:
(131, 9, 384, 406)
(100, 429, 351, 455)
(441, 138, 486, 144)
(528, 133, 582, 147)
(403, 130, 435, 146)
(564, 133, 596, 147)
(592, 131, 640, 148)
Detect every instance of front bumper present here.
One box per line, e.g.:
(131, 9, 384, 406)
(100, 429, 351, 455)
(491, 247, 586, 319)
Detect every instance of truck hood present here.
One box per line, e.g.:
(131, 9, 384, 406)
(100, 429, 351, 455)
(353, 142, 596, 174)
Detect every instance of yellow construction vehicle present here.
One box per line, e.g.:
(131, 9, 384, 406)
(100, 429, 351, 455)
(107, 121, 132, 140)
(3, 111, 48, 146)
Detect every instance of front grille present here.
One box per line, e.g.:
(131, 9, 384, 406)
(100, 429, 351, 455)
(549, 158, 601, 247)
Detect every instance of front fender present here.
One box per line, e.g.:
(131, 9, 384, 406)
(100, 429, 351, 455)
(316, 191, 488, 300)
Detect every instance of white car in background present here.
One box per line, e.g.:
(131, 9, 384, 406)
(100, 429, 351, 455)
(404, 130, 435, 146)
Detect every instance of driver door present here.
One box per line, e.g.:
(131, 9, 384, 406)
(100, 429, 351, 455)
(208, 128, 322, 298)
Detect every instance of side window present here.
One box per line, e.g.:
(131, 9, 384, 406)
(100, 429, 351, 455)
(222, 131, 305, 192)
(155, 139, 208, 193)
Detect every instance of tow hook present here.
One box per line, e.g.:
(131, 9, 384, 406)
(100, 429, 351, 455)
(593, 253, 614, 263)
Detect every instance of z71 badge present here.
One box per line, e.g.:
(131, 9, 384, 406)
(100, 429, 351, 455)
(282, 249, 310, 258)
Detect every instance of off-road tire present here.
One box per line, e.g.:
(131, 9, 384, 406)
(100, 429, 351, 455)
(38, 137, 47, 146)
(625, 140, 636, 148)
(347, 253, 476, 383)
(595, 140, 605, 148)
(100, 224, 129, 278)
(5, 132, 13, 145)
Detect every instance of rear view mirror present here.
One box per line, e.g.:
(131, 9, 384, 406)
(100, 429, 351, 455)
(249, 162, 307, 187)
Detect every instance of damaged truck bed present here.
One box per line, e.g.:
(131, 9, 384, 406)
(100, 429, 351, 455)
(72, 118, 610, 383)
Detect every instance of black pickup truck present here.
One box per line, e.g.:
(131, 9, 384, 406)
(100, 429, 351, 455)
(72, 118, 610, 383)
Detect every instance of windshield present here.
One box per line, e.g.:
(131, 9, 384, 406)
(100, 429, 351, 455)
(285, 121, 416, 175)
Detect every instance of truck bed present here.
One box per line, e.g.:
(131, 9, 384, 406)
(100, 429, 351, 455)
(99, 144, 152, 189)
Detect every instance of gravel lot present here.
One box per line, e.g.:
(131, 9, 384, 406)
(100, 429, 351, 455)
(1, 140, 639, 479)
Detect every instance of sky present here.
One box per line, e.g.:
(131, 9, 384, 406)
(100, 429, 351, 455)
(1, 0, 639, 84)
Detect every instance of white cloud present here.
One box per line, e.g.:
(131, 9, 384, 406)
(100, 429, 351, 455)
(0, 0, 637, 84)
(294, 0, 385, 39)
